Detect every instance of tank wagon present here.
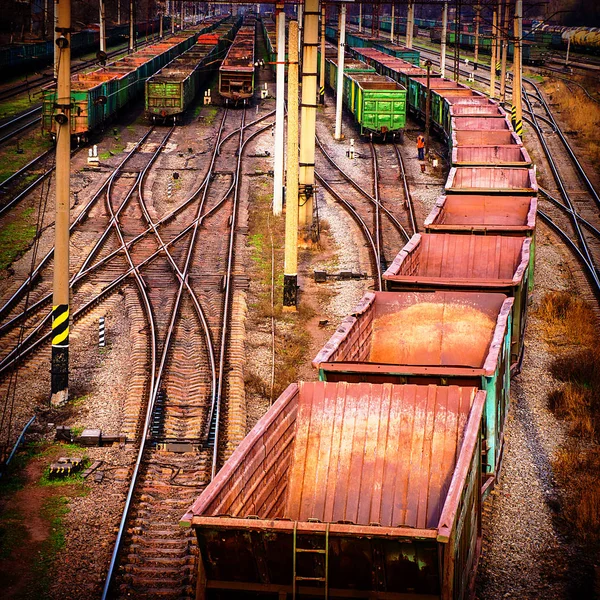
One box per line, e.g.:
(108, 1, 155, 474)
(41, 22, 227, 141)
(145, 19, 239, 122)
(182, 380, 485, 600)
(219, 21, 256, 105)
(322, 54, 407, 140)
(383, 234, 531, 371)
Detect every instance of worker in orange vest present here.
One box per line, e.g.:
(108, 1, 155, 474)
(417, 134, 425, 160)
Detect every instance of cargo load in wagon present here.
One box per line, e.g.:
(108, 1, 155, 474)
(383, 233, 532, 371)
(451, 145, 532, 167)
(182, 381, 486, 600)
(312, 291, 513, 483)
(445, 167, 538, 195)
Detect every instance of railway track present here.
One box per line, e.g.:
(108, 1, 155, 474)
(314, 135, 411, 289)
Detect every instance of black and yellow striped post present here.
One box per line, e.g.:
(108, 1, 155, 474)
(511, 104, 517, 129)
(51, 0, 71, 407)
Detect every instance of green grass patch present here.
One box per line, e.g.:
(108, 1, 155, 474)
(30, 495, 70, 597)
(0, 95, 39, 121)
(38, 457, 90, 488)
(0, 508, 28, 559)
(0, 207, 38, 270)
(199, 105, 218, 124)
(0, 135, 53, 185)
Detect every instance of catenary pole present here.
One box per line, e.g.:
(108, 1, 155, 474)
(298, 0, 319, 231)
(490, 3, 498, 97)
(129, 0, 135, 51)
(273, 7, 286, 215)
(284, 21, 299, 309)
(440, 2, 448, 77)
(334, 3, 346, 141)
(513, 0, 523, 137)
(51, 0, 71, 407)
(320, 2, 326, 104)
(500, 0, 509, 102)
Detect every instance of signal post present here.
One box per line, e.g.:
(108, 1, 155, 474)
(51, 0, 71, 406)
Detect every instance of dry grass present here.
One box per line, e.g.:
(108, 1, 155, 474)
(535, 290, 596, 347)
(537, 290, 600, 546)
(542, 78, 600, 163)
(553, 445, 600, 544)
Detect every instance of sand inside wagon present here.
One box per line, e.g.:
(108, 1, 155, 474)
(369, 302, 496, 367)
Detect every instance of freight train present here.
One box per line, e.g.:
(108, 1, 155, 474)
(0, 19, 169, 75)
(320, 45, 407, 140)
(41, 18, 227, 142)
(145, 18, 240, 122)
(179, 29, 537, 600)
(218, 18, 256, 106)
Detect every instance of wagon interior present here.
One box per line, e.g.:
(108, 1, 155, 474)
(425, 194, 537, 229)
(313, 291, 509, 370)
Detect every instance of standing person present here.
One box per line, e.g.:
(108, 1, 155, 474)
(417, 133, 425, 160)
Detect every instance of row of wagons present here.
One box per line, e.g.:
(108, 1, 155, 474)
(178, 29, 538, 600)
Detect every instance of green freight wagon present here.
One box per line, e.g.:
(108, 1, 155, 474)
(371, 41, 420, 66)
(325, 56, 406, 140)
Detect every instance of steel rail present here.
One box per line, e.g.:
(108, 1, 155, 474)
(101, 110, 231, 600)
(0, 147, 53, 192)
(0, 116, 42, 145)
(394, 143, 418, 235)
(370, 143, 385, 273)
(315, 136, 410, 242)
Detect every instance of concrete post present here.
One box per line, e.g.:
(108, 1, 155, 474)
(159, 9, 163, 39)
(406, 2, 414, 49)
(284, 21, 299, 309)
(513, 0, 523, 137)
(129, 0, 134, 51)
(474, 3, 480, 68)
(390, 4, 394, 42)
(358, 2, 362, 33)
(51, 0, 71, 406)
(298, 3, 303, 56)
(171, 0, 175, 33)
(54, 1, 59, 78)
(273, 9, 286, 216)
(500, 0, 509, 102)
(319, 2, 326, 104)
(334, 4, 346, 141)
(440, 2, 448, 77)
(298, 0, 319, 230)
(490, 6, 497, 97)
(99, 0, 106, 53)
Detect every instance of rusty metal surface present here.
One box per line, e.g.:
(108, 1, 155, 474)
(453, 129, 521, 146)
(354, 47, 433, 77)
(411, 76, 470, 90)
(424, 194, 538, 231)
(384, 233, 531, 287)
(446, 167, 538, 194)
(451, 145, 532, 166)
(182, 382, 487, 597)
(451, 104, 505, 116)
(286, 381, 478, 529)
(220, 25, 255, 72)
(313, 291, 513, 372)
(453, 116, 511, 130)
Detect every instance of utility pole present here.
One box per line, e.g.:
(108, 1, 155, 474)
(334, 3, 346, 141)
(51, 0, 71, 407)
(99, 0, 106, 54)
(117, 0, 121, 25)
(358, 2, 362, 33)
(171, 0, 175, 33)
(298, 0, 319, 231)
(284, 20, 299, 309)
(320, 2, 326, 104)
(440, 2, 448, 77)
(129, 0, 134, 52)
(159, 6, 164, 39)
(54, 1, 59, 78)
(454, 0, 461, 82)
(513, 0, 523, 137)
(500, 0, 509, 102)
(474, 3, 480, 69)
(406, 2, 414, 49)
(425, 59, 432, 155)
(490, 3, 497, 97)
(390, 3, 394, 42)
(273, 7, 285, 216)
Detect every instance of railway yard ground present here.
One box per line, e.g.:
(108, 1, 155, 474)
(1, 15, 600, 600)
